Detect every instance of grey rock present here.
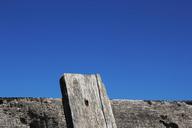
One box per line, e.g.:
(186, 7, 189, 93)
(0, 98, 192, 128)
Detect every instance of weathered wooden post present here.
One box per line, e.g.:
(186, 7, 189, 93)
(60, 73, 117, 128)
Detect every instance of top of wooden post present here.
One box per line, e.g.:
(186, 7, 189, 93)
(60, 73, 117, 128)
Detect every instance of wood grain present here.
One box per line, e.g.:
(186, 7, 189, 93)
(60, 73, 117, 128)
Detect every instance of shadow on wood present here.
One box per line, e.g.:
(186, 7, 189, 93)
(60, 77, 74, 128)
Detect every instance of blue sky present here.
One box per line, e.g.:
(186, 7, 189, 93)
(0, 0, 192, 100)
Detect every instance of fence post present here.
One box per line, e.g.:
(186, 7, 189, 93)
(60, 73, 117, 128)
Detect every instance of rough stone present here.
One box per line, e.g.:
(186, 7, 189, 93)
(0, 98, 192, 128)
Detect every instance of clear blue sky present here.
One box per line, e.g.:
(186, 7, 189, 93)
(0, 0, 192, 100)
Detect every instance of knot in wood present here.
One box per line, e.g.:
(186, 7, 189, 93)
(84, 99, 89, 107)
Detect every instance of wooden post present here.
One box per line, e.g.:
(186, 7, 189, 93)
(60, 73, 117, 128)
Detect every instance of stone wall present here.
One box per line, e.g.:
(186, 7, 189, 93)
(0, 98, 192, 128)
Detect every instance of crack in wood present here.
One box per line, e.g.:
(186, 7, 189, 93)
(96, 74, 108, 128)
